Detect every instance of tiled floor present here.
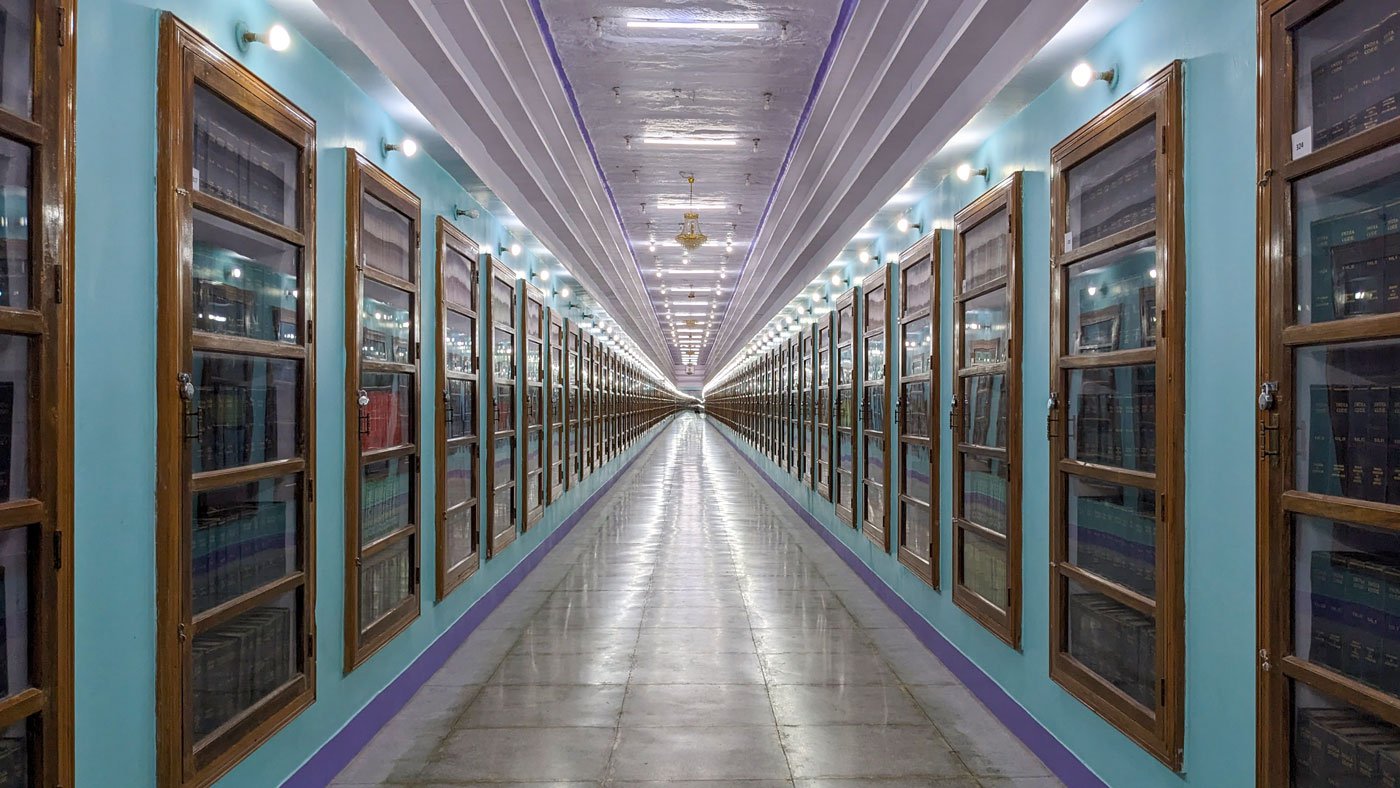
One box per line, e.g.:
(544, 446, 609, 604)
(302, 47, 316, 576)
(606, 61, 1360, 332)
(332, 415, 1061, 788)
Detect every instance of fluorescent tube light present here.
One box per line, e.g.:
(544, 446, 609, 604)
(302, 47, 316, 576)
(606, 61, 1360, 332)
(627, 20, 760, 30)
(642, 137, 738, 147)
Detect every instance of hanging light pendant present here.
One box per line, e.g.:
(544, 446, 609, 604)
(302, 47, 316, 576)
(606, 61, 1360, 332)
(674, 173, 709, 251)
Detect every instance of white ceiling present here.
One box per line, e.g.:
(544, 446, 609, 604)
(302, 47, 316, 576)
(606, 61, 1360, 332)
(304, 0, 1098, 386)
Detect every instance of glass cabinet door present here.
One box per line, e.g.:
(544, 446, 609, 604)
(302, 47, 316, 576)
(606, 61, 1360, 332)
(436, 219, 479, 601)
(549, 315, 564, 502)
(521, 285, 545, 529)
(486, 265, 518, 555)
(818, 320, 833, 499)
(862, 268, 892, 549)
(834, 292, 859, 526)
(897, 236, 939, 587)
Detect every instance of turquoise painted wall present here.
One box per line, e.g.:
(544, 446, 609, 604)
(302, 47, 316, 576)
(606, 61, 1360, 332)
(74, 1, 666, 785)
(725, 0, 1258, 785)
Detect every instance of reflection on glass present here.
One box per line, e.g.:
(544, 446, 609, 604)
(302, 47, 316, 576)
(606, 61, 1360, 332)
(444, 311, 474, 374)
(444, 444, 473, 506)
(0, 334, 29, 502)
(0, 526, 30, 698)
(193, 352, 299, 472)
(443, 506, 474, 570)
(194, 593, 298, 741)
(1068, 364, 1155, 472)
(493, 329, 513, 381)
(961, 455, 1009, 534)
(0, 717, 28, 786)
(194, 211, 299, 343)
(1067, 476, 1156, 596)
(1068, 238, 1158, 354)
(492, 384, 514, 433)
(361, 457, 410, 544)
(866, 286, 886, 332)
(442, 246, 475, 307)
(962, 530, 1007, 609)
(1293, 145, 1400, 325)
(839, 306, 854, 344)
(1066, 578, 1155, 708)
(963, 288, 1008, 365)
(866, 384, 885, 431)
(1066, 122, 1156, 248)
(493, 487, 513, 541)
(1292, 683, 1400, 787)
(359, 543, 411, 630)
(1293, 516, 1400, 696)
(1291, 1, 1400, 153)
(836, 389, 853, 430)
(904, 443, 931, 505)
(526, 387, 542, 428)
(963, 374, 1007, 449)
(1297, 340, 1400, 502)
(360, 372, 412, 452)
(838, 432, 854, 472)
(903, 257, 931, 313)
(865, 335, 885, 383)
(361, 280, 412, 364)
(901, 502, 931, 560)
(964, 208, 1009, 289)
(446, 379, 473, 439)
(493, 437, 513, 487)
(193, 87, 297, 225)
(903, 380, 930, 438)
(902, 316, 932, 377)
(837, 469, 852, 510)
(838, 346, 853, 386)
(362, 194, 412, 281)
(526, 298, 542, 338)
(0, 138, 29, 311)
(192, 475, 298, 613)
(492, 279, 513, 328)
(527, 340, 542, 384)
(526, 430, 541, 477)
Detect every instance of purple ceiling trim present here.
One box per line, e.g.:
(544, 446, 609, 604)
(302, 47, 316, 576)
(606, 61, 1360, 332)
(709, 0, 859, 368)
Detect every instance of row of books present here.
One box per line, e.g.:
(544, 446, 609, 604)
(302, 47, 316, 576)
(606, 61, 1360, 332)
(194, 103, 293, 225)
(192, 606, 294, 739)
(1074, 384, 1155, 472)
(1308, 11, 1400, 150)
(962, 467, 1007, 532)
(361, 198, 412, 280)
(192, 498, 293, 613)
(1294, 704, 1400, 788)
(1306, 383, 1400, 505)
(1072, 147, 1155, 248)
(963, 231, 1008, 292)
(360, 466, 409, 544)
(1073, 495, 1156, 596)
(965, 376, 1007, 449)
(193, 250, 299, 344)
(359, 548, 411, 631)
(1307, 549, 1400, 695)
(0, 735, 24, 787)
(362, 388, 409, 451)
(1307, 198, 1400, 323)
(195, 381, 294, 472)
(1068, 590, 1155, 709)
(962, 533, 1007, 605)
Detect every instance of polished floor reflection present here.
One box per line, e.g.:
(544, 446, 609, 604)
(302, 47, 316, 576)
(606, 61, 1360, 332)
(333, 415, 1059, 787)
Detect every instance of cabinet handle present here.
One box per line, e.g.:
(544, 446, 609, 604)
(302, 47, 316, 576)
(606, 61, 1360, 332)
(1046, 392, 1059, 440)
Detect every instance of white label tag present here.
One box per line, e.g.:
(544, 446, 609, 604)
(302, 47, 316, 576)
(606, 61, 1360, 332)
(192, 168, 200, 190)
(1292, 128, 1313, 159)
(1064, 231, 1073, 252)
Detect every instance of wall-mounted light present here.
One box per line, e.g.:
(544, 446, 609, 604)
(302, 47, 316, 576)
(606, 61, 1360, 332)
(763, 92, 773, 110)
(896, 216, 922, 234)
(752, 138, 761, 153)
(857, 250, 871, 264)
(535, 269, 551, 282)
(499, 242, 522, 257)
(779, 20, 789, 40)
(454, 206, 478, 220)
(1071, 62, 1117, 88)
(956, 163, 988, 182)
(383, 138, 418, 158)
(830, 273, 845, 286)
(558, 286, 573, 299)
(613, 86, 622, 105)
(624, 135, 633, 150)
(236, 22, 291, 52)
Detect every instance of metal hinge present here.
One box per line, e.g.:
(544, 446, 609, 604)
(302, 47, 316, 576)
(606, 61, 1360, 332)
(1006, 587, 1012, 608)
(415, 340, 421, 359)
(414, 456, 421, 474)
(177, 623, 188, 643)
(1159, 677, 1167, 706)
(307, 629, 316, 660)
(306, 318, 313, 340)
(53, 530, 61, 570)
(307, 480, 315, 503)
(56, 5, 65, 46)
(53, 263, 63, 305)
(1160, 126, 1167, 154)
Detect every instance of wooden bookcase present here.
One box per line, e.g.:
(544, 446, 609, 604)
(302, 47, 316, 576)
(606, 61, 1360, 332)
(953, 172, 1024, 648)
(519, 282, 545, 530)
(483, 258, 518, 556)
(802, 325, 816, 488)
(1257, 0, 1400, 784)
(566, 321, 581, 488)
(862, 266, 894, 551)
(835, 288, 860, 526)
(1047, 62, 1184, 767)
(896, 233, 940, 588)
(434, 218, 479, 601)
(818, 314, 834, 500)
(156, 15, 316, 783)
(548, 311, 564, 503)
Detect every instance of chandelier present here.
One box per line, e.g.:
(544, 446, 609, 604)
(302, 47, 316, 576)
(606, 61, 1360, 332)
(674, 173, 708, 251)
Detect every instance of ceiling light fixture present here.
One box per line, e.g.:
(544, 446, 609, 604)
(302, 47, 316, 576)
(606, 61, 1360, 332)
(674, 173, 710, 251)
(453, 206, 478, 220)
(763, 92, 772, 110)
(1071, 62, 1117, 88)
(613, 86, 622, 104)
(632, 168, 640, 183)
(627, 19, 761, 30)
(382, 138, 418, 158)
(236, 22, 291, 52)
(642, 136, 737, 147)
(779, 21, 789, 40)
(752, 138, 760, 152)
(624, 135, 633, 150)
(499, 243, 522, 257)
(956, 163, 989, 182)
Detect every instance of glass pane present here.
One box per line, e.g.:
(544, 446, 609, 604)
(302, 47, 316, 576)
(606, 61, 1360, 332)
(903, 257, 931, 314)
(446, 379, 473, 439)
(361, 280, 412, 364)
(839, 306, 854, 344)
(527, 340, 542, 383)
(837, 469, 853, 509)
(902, 316, 932, 377)
(1065, 122, 1156, 249)
(1294, 144, 1400, 325)
(493, 437, 514, 488)
(527, 469, 541, 511)
(492, 328, 513, 381)
(961, 454, 1009, 534)
(192, 474, 299, 614)
(866, 285, 886, 332)
(836, 389, 853, 430)
(492, 279, 513, 328)
(193, 211, 299, 343)
(903, 443, 931, 504)
(865, 334, 885, 383)
(443, 311, 474, 374)
(901, 501, 931, 561)
(838, 433, 854, 474)
(361, 457, 411, 545)
(1294, 516, 1400, 695)
(963, 288, 1008, 366)
(962, 529, 1007, 608)
(1292, 0, 1400, 153)
(527, 298, 542, 337)
(361, 194, 412, 281)
(0, 139, 28, 311)
(902, 381, 930, 438)
(193, 87, 297, 226)
(493, 486, 513, 540)
(1068, 364, 1156, 473)
(866, 385, 886, 432)
(526, 430, 541, 475)
(550, 345, 561, 382)
(865, 437, 884, 484)
(1294, 340, 1400, 502)
(1067, 476, 1157, 596)
(550, 388, 562, 424)
(1066, 578, 1155, 708)
(192, 591, 298, 739)
(359, 542, 412, 630)
(0, 335, 28, 502)
(443, 506, 475, 570)
(963, 374, 1008, 450)
(838, 346, 853, 386)
(526, 386, 542, 428)
(361, 372, 412, 452)
(964, 208, 1009, 290)
(442, 246, 475, 308)
(492, 384, 514, 433)
(0, 526, 31, 697)
(445, 443, 474, 506)
(192, 352, 299, 472)
(1291, 683, 1400, 787)
(0, 718, 30, 787)
(1067, 238, 1158, 354)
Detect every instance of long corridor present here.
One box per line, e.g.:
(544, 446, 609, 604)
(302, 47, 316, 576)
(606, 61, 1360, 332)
(333, 415, 1059, 787)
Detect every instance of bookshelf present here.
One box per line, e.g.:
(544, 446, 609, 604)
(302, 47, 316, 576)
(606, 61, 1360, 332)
(897, 234, 939, 588)
(581, 334, 593, 477)
(802, 326, 816, 488)
(787, 336, 800, 475)
(862, 266, 894, 551)
(484, 260, 518, 556)
(953, 172, 1023, 648)
(157, 15, 315, 784)
(566, 322, 581, 487)
(1259, 1, 1400, 785)
(835, 288, 860, 526)
(818, 315, 834, 500)
(549, 312, 564, 503)
(435, 218, 479, 601)
(344, 150, 420, 672)
(520, 282, 545, 530)
(1048, 62, 1184, 767)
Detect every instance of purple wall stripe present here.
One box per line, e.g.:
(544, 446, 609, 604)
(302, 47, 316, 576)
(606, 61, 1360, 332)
(282, 418, 676, 788)
(708, 420, 1109, 788)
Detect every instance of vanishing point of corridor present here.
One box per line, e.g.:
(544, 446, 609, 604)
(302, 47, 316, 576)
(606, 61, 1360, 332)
(333, 415, 1058, 787)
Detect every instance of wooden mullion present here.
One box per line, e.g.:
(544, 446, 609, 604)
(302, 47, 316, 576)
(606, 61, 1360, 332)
(360, 524, 417, 560)
(1058, 220, 1156, 267)
(191, 190, 304, 246)
(1276, 118, 1400, 184)
(192, 331, 308, 360)
(0, 499, 44, 531)
(0, 688, 45, 731)
(955, 516, 1009, 545)
(191, 457, 305, 491)
(0, 308, 45, 336)
(1058, 458, 1157, 489)
(1058, 346, 1157, 369)
(0, 107, 44, 147)
(1057, 562, 1157, 617)
(954, 275, 1010, 304)
(1281, 312, 1400, 347)
(956, 360, 1009, 379)
(363, 266, 415, 294)
(1281, 490, 1400, 531)
(191, 573, 305, 635)
(360, 443, 417, 464)
(360, 358, 417, 376)
(1280, 656, 1400, 729)
(955, 442, 1009, 460)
